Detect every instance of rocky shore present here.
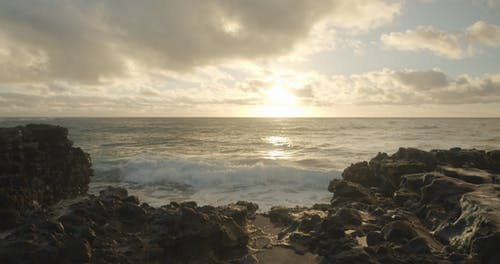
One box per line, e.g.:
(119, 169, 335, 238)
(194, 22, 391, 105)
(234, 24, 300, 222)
(0, 124, 499, 263)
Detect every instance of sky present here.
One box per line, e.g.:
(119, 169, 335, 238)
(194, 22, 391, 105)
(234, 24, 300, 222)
(0, 0, 499, 117)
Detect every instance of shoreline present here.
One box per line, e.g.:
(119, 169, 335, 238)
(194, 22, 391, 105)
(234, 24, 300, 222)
(1, 124, 499, 263)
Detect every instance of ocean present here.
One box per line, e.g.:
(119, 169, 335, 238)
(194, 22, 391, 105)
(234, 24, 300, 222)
(1, 118, 499, 210)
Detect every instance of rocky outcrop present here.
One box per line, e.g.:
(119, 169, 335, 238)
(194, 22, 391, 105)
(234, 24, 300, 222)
(342, 147, 499, 195)
(262, 148, 499, 263)
(0, 187, 257, 264)
(0, 124, 93, 229)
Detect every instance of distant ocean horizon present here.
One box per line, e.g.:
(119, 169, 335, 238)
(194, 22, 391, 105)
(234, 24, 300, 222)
(2, 117, 499, 210)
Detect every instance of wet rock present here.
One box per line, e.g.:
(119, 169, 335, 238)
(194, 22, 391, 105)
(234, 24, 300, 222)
(404, 236, 431, 254)
(381, 220, 418, 244)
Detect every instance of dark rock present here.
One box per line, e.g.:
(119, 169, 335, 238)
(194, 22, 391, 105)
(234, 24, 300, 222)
(436, 184, 500, 262)
(433, 148, 491, 170)
(404, 237, 430, 254)
(328, 179, 376, 204)
(381, 220, 418, 244)
(0, 124, 93, 230)
(99, 186, 128, 199)
(330, 208, 363, 227)
(438, 166, 498, 184)
(341, 161, 378, 188)
(366, 231, 384, 246)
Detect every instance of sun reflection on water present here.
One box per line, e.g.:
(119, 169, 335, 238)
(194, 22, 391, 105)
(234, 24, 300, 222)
(264, 136, 290, 146)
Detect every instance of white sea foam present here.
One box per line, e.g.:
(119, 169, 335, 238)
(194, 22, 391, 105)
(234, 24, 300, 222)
(92, 154, 338, 210)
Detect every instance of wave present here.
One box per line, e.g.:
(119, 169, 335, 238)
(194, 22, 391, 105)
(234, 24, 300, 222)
(93, 155, 339, 190)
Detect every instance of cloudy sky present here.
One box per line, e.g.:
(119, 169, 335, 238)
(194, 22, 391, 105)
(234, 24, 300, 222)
(0, 0, 499, 117)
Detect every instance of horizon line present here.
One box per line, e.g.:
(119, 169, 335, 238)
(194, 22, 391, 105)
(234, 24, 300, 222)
(1, 116, 500, 119)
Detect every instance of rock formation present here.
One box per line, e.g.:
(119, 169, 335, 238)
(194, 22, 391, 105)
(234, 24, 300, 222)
(266, 147, 500, 264)
(1, 124, 499, 263)
(0, 124, 93, 229)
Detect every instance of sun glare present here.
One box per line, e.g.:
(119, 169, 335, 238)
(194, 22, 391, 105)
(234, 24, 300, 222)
(251, 74, 311, 117)
(257, 86, 302, 117)
(264, 87, 297, 105)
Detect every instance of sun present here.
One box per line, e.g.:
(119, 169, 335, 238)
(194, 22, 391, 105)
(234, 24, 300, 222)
(264, 86, 297, 105)
(254, 84, 304, 117)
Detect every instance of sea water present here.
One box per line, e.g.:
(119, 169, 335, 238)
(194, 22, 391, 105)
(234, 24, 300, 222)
(2, 118, 499, 210)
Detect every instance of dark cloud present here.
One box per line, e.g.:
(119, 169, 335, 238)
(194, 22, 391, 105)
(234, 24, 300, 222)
(394, 70, 448, 90)
(0, 0, 335, 83)
(0, 0, 401, 84)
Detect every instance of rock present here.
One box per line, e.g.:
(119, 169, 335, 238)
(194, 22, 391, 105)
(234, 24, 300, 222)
(433, 148, 492, 170)
(99, 186, 128, 199)
(436, 184, 500, 263)
(381, 220, 418, 244)
(219, 201, 258, 226)
(404, 237, 431, 254)
(0, 186, 252, 263)
(328, 249, 378, 264)
(330, 208, 363, 227)
(289, 232, 313, 253)
(341, 161, 378, 188)
(487, 150, 500, 172)
(328, 179, 376, 204)
(341, 148, 439, 196)
(438, 166, 498, 184)
(366, 231, 384, 246)
(0, 124, 93, 230)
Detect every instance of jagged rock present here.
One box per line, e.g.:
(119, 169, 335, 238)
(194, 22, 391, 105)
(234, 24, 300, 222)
(0, 124, 93, 230)
(436, 184, 500, 263)
(341, 161, 378, 188)
(0, 187, 253, 264)
(219, 201, 258, 226)
(329, 179, 376, 205)
(432, 148, 496, 171)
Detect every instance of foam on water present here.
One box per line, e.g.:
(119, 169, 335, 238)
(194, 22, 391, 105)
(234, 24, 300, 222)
(91, 155, 337, 210)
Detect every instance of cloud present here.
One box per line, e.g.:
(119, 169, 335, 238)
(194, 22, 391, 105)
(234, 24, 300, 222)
(381, 26, 466, 59)
(307, 69, 500, 106)
(381, 21, 500, 59)
(2, 67, 499, 117)
(466, 21, 500, 47)
(0, 0, 401, 84)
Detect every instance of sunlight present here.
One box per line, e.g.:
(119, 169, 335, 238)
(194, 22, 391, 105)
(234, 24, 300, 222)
(264, 86, 297, 105)
(263, 136, 290, 146)
(252, 74, 306, 117)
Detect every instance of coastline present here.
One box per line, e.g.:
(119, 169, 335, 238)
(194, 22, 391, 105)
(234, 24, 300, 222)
(1, 124, 499, 263)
